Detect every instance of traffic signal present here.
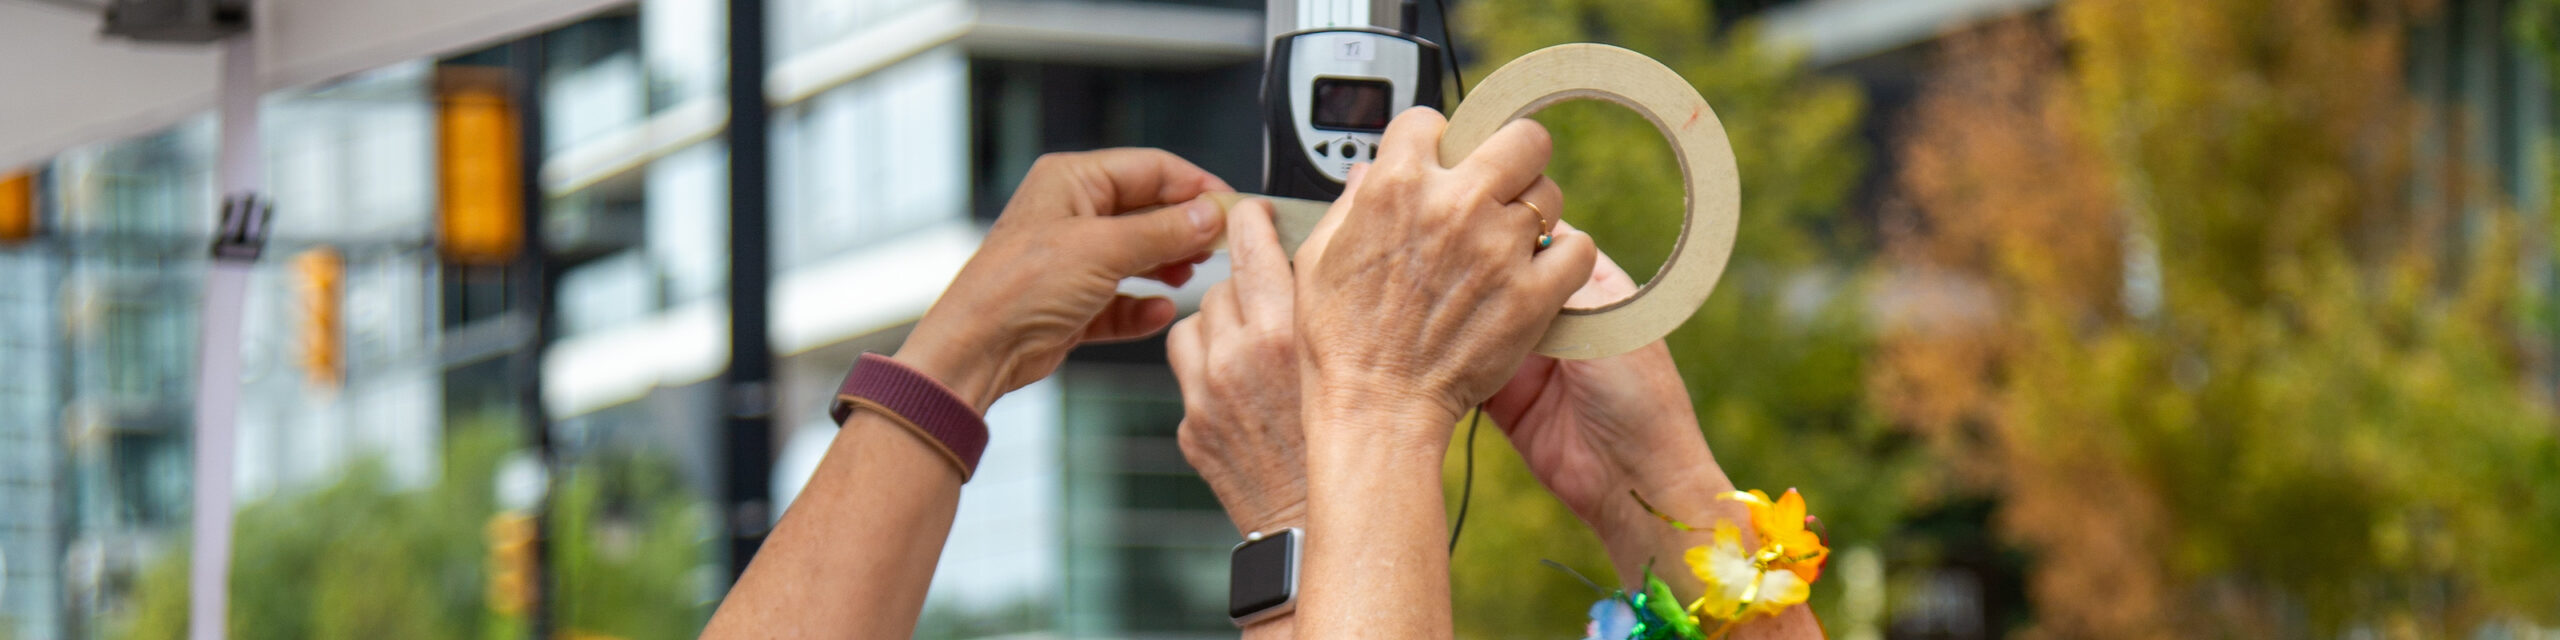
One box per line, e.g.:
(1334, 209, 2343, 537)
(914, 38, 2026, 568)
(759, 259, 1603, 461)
(486, 511, 537, 616)
(291, 247, 342, 388)
(438, 67, 523, 265)
(0, 171, 31, 243)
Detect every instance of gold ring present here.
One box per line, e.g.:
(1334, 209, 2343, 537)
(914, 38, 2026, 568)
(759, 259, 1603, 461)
(1522, 200, 1552, 249)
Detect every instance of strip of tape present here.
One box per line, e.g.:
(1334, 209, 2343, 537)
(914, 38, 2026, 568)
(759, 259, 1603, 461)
(1219, 43, 1739, 360)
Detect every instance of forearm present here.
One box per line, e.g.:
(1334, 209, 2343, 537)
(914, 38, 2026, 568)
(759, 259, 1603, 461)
(702, 411, 962, 638)
(1295, 397, 1458, 640)
(1593, 457, 1736, 593)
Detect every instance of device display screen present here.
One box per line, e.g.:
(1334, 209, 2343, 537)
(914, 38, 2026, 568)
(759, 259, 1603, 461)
(1312, 78, 1393, 131)
(1228, 529, 1298, 619)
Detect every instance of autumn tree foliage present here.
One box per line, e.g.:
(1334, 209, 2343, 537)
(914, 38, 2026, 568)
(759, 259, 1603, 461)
(1879, 1, 2560, 636)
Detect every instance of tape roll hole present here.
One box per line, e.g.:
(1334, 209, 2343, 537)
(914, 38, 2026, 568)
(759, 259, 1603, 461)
(1528, 99, 1685, 312)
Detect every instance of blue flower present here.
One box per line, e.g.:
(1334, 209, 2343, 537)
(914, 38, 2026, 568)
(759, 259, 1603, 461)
(1584, 596, 1639, 640)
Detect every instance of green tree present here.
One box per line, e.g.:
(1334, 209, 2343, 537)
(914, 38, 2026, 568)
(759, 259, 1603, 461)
(548, 448, 717, 638)
(1443, 1, 1908, 637)
(111, 420, 714, 640)
(1881, 2, 2560, 636)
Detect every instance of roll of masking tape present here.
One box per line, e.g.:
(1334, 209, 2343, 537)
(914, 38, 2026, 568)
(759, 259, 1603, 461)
(1212, 43, 1738, 360)
(1457, 43, 1740, 360)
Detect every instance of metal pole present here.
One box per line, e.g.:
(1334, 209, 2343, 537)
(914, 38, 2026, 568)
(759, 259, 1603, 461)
(506, 34, 559, 640)
(190, 34, 262, 640)
(1268, 0, 1396, 35)
(722, 0, 777, 582)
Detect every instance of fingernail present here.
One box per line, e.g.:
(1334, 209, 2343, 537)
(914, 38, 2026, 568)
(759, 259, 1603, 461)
(1188, 198, 1218, 231)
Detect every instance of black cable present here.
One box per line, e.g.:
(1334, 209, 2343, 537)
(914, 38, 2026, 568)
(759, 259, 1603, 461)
(1432, 0, 1478, 557)
(1427, 0, 1468, 101)
(1448, 407, 1481, 553)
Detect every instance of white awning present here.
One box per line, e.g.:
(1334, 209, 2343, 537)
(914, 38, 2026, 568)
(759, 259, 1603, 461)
(1759, 0, 2057, 66)
(0, 0, 624, 171)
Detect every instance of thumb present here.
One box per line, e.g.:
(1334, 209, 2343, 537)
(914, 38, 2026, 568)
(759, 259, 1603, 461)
(1091, 196, 1226, 277)
(1555, 220, 1640, 308)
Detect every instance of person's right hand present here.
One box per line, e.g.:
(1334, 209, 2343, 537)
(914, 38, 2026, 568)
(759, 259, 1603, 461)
(1168, 198, 1307, 538)
(897, 148, 1228, 413)
(1292, 108, 1598, 449)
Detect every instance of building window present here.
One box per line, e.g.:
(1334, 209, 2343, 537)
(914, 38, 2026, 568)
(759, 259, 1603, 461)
(969, 59, 1262, 222)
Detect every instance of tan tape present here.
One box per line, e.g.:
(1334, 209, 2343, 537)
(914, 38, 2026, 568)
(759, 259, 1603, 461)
(1208, 191, 1330, 255)
(1217, 44, 1739, 360)
(1451, 43, 1740, 359)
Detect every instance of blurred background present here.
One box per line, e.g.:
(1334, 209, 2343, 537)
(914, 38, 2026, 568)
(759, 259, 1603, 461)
(0, 0, 2556, 638)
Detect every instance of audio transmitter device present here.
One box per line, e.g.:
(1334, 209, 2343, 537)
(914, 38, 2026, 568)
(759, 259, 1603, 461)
(1262, 27, 1443, 201)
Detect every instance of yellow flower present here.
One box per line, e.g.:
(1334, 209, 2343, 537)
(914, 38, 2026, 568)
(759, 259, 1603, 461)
(1723, 488, 1829, 583)
(1683, 522, 1809, 621)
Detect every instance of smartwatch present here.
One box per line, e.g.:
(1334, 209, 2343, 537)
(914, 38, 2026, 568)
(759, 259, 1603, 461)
(1228, 527, 1302, 626)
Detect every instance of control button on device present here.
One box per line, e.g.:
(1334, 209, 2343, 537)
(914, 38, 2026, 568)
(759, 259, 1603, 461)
(1338, 140, 1359, 159)
(1312, 141, 1330, 157)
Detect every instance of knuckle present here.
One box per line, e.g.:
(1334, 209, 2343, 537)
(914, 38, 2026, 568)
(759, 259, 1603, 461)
(1369, 167, 1418, 191)
(1179, 432, 1221, 466)
(1451, 189, 1499, 223)
(1246, 324, 1289, 350)
(1028, 152, 1075, 174)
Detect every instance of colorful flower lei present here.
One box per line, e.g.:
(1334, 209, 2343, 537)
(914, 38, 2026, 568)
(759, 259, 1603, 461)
(1577, 488, 1828, 640)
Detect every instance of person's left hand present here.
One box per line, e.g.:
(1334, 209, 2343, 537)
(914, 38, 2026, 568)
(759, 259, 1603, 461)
(899, 148, 1230, 413)
(1483, 227, 1712, 521)
(1483, 226, 1732, 585)
(1168, 198, 1307, 536)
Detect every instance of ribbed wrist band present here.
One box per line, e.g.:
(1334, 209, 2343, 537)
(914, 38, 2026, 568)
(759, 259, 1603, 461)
(830, 353, 989, 481)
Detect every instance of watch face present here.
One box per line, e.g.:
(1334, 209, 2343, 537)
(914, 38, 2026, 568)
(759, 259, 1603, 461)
(1229, 528, 1300, 623)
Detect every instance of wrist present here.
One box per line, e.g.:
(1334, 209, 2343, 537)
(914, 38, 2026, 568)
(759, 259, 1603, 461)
(1616, 417, 1723, 508)
(1301, 391, 1460, 465)
(893, 327, 1007, 413)
(1239, 611, 1294, 636)
(1304, 364, 1465, 427)
(1592, 446, 1733, 588)
(1235, 500, 1309, 538)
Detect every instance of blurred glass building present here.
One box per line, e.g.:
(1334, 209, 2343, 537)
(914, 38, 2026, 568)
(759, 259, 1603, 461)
(4, 0, 1269, 637)
(0, 63, 448, 637)
(513, 0, 1267, 636)
(2, 0, 2550, 639)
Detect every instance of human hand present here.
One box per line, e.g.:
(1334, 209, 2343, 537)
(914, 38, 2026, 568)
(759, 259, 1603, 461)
(1481, 232, 1732, 581)
(1168, 199, 1306, 536)
(1292, 108, 1598, 451)
(900, 148, 1228, 412)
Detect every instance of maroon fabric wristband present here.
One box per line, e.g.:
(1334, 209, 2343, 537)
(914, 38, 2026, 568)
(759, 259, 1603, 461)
(830, 352, 989, 481)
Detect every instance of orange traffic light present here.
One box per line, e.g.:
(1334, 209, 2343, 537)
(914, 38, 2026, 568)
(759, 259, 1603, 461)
(486, 511, 538, 616)
(0, 171, 32, 243)
(438, 68, 523, 265)
(292, 247, 343, 388)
